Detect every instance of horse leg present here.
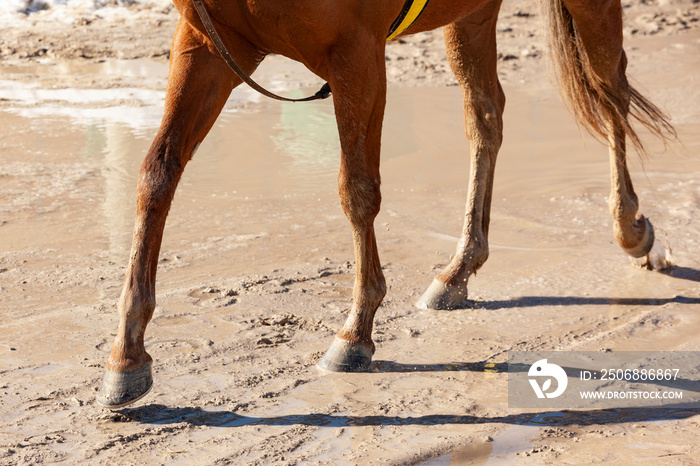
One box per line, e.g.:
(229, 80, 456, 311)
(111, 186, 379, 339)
(97, 19, 261, 408)
(550, 0, 671, 269)
(316, 42, 387, 372)
(417, 1, 505, 310)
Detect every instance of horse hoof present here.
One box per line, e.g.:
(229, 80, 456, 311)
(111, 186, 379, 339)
(96, 363, 153, 409)
(416, 279, 469, 310)
(317, 338, 374, 372)
(620, 216, 655, 258)
(634, 235, 673, 271)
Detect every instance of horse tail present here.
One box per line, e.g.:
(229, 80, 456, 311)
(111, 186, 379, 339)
(540, 0, 675, 155)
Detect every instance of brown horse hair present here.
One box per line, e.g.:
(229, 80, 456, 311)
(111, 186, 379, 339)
(541, 0, 676, 156)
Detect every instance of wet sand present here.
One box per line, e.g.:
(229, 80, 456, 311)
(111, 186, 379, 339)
(1, 2, 700, 465)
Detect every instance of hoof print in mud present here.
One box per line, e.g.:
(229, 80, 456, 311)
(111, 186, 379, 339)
(96, 363, 153, 409)
(317, 338, 374, 373)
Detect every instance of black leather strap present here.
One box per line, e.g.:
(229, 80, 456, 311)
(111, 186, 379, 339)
(192, 0, 331, 103)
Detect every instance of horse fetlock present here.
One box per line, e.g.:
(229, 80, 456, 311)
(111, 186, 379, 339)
(465, 247, 490, 274)
(316, 337, 374, 373)
(107, 341, 153, 371)
(364, 275, 387, 306)
(608, 191, 639, 223)
(450, 239, 489, 278)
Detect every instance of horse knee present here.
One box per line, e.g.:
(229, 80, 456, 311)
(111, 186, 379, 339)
(338, 171, 381, 228)
(136, 138, 188, 205)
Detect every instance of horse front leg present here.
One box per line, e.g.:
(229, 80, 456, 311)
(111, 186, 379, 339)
(417, 1, 505, 310)
(317, 42, 387, 372)
(97, 18, 260, 408)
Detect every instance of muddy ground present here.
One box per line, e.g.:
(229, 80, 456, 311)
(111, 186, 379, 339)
(1, 1, 699, 464)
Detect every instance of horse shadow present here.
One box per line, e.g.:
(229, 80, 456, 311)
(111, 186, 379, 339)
(659, 265, 700, 283)
(117, 403, 698, 429)
(430, 264, 700, 310)
(473, 293, 700, 310)
(117, 357, 699, 428)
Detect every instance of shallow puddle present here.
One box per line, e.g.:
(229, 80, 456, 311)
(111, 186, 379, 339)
(5, 78, 696, 256)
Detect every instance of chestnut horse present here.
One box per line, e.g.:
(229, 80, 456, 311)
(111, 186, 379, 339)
(97, 0, 673, 408)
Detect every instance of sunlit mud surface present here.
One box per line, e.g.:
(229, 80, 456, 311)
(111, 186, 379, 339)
(1, 35, 699, 464)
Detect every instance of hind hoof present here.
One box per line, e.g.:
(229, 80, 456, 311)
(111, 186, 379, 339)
(634, 235, 673, 271)
(96, 363, 153, 409)
(416, 279, 469, 310)
(620, 216, 655, 259)
(317, 338, 374, 372)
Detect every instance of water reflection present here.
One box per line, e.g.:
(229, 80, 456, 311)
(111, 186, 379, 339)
(273, 92, 339, 174)
(91, 88, 348, 257)
(101, 124, 142, 258)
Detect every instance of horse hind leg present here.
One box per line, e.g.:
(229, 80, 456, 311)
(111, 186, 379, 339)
(97, 18, 261, 408)
(417, 0, 505, 310)
(546, 0, 674, 269)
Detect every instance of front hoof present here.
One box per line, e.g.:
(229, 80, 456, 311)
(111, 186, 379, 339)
(317, 338, 374, 372)
(416, 279, 469, 310)
(96, 363, 153, 409)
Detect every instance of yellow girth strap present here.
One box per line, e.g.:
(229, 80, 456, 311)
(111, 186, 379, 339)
(386, 0, 431, 41)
